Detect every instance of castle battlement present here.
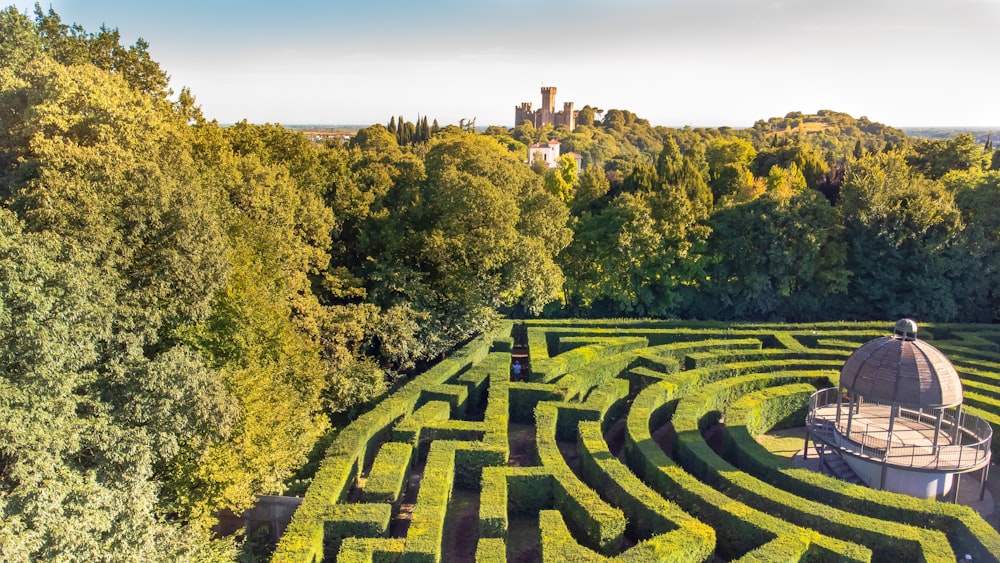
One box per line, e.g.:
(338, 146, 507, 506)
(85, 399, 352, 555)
(515, 87, 577, 130)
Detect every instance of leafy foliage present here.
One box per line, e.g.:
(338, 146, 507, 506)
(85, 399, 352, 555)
(5, 5, 1000, 560)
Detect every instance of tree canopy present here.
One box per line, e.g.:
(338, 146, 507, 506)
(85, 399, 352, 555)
(4, 5, 1000, 561)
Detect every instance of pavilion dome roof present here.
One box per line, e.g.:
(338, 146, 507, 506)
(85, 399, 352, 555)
(840, 319, 963, 409)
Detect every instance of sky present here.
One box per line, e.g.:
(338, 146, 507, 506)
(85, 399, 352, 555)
(9, 0, 1000, 128)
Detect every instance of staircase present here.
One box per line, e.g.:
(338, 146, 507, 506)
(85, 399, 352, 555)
(814, 441, 866, 486)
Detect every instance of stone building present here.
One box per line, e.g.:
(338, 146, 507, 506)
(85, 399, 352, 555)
(527, 139, 582, 171)
(515, 86, 577, 130)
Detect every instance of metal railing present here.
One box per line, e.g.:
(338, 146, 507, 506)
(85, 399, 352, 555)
(807, 387, 992, 471)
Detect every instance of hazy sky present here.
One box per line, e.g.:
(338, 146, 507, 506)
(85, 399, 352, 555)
(10, 0, 1000, 127)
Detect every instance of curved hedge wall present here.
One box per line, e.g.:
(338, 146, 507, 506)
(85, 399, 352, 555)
(271, 320, 1000, 562)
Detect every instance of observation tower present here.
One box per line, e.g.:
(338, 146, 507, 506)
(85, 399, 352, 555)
(805, 319, 992, 500)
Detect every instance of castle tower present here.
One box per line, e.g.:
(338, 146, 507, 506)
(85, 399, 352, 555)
(559, 102, 576, 130)
(541, 86, 556, 114)
(514, 102, 534, 127)
(514, 87, 576, 129)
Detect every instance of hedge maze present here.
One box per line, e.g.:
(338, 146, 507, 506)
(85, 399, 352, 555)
(272, 320, 1000, 562)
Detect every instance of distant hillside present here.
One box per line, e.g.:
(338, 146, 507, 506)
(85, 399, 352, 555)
(902, 128, 1000, 144)
(747, 110, 907, 159)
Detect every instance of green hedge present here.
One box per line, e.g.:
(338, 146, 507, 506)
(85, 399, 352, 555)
(393, 401, 451, 447)
(530, 337, 646, 384)
(554, 349, 639, 402)
(682, 346, 847, 371)
(480, 361, 510, 451)
(337, 537, 405, 563)
(725, 388, 1000, 561)
(534, 400, 625, 555)
(273, 328, 496, 563)
(401, 442, 456, 563)
(322, 503, 393, 560)
(417, 383, 470, 419)
(474, 537, 507, 563)
(728, 383, 814, 436)
(452, 442, 506, 490)
(479, 465, 553, 538)
(527, 326, 551, 365)
(361, 442, 414, 504)
(538, 510, 604, 562)
(555, 335, 650, 355)
(625, 378, 871, 561)
(402, 440, 506, 562)
(672, 372, 955, 562)
(509, 383, 564, 424)
(576, 420, 715, 561)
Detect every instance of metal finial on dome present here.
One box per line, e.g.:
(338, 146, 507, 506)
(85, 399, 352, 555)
(894, 318, 918, 341)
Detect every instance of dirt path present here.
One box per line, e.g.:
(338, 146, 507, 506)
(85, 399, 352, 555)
(509, 423, 538, 467)
(441, 489, 479, 561)
(507, 515, 542, 562)
(389, 462, 424, 537)
(604, 418, 627, 460)
(652, 421, 677, 456)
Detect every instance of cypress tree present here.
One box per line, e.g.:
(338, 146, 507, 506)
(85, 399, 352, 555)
(419, 116, 430, 142)
(387, 115, 396, 134)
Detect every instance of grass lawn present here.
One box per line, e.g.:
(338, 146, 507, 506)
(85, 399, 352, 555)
(756, 427, 807, 459)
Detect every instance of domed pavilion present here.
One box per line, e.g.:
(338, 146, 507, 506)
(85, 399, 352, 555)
(805, 319, 993, 499)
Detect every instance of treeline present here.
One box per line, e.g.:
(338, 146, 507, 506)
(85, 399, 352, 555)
(3, 5, 1000, 561)
(504, 105, 1000, 323)
(0, 6, 567, 561)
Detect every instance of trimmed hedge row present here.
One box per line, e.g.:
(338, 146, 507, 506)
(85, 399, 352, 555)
(682, 346, 847, 371)
(538, 509, 605, 561)
(527, 326, 551, 365)
(555, 335, 650, 355)
(474, 537, 507, 563)
(393, 401, 452, 446)
(728, 383, 815, 437)
(272, 327, 497, 563)
(400, 440, 505, 561)
(402, 441, 456, 563)
(724, 387, 1000, 561)
(416, 384, 470, 419)
(337, 537, 405, 563)
(323, 503, 393, 560)
(534, 399, 626, 555)
(576, 419, 716, 561)
(479, 465, 554, 539)
(555, 350, 637, 404)
(617, 338, 761, 375)
(479, 355, 511, 450)
(361, 442, 414, 504)
(624, 378, 871, 561)
(532, 337, 648, 384)
(671, 371, 956, 562)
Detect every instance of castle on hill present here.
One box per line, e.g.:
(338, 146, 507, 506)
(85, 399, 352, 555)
(515, 86, 576, 130)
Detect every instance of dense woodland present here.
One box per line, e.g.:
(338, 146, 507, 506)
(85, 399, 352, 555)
(2, 6, 1000, 561)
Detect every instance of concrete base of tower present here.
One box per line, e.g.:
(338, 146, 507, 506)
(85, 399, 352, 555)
(841, 453, 954, 498)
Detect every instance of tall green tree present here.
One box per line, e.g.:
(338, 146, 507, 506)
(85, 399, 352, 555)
(840, 153, 978, 320)
(560, 140, 712, 316)
(908, 133, 989, 179)
(365, 131, 570, 352)
(706, 190, 847, 320)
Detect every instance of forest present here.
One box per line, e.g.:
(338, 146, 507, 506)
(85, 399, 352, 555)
(2, 5, 1000, 561)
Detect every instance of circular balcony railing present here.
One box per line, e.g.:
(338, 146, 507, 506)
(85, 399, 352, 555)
(807, 387, 992, 472)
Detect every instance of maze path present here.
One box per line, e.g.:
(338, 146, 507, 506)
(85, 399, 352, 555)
(272, 320, 1000, 562)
